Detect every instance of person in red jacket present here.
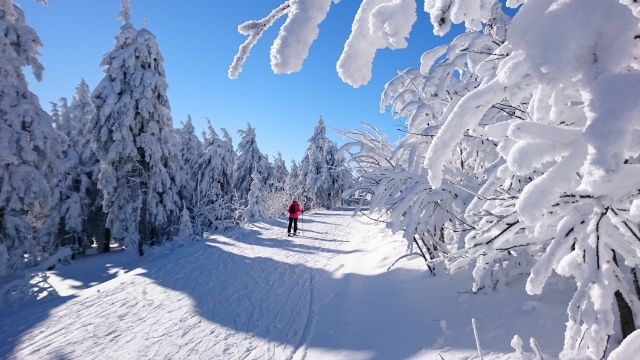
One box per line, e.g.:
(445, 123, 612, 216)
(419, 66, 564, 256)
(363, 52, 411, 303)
(287, 200, 303, 236)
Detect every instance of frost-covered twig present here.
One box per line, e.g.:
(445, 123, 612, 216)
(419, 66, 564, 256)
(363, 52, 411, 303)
(386, 252, 422, 271)
(228, 2, 290, 79)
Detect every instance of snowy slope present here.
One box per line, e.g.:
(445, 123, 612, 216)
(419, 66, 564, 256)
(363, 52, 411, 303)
(0, 209, 573, 359)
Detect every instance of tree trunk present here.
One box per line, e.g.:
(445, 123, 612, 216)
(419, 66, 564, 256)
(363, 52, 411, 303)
(631, 267, 640, 301)
(612, 251, 636, 339)
(138, 185, 147, 257)
(103, 228, 111, 253)
(137, 146, 149, 257)
(614, 290, 636, 339)
(0, 207, 4, 242)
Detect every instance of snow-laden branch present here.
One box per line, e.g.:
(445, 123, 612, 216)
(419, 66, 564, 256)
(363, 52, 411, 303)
(228, 2, 291, 79)
(337, 0, 417, 87)
(270, 0, 333, 74)
(230, 0, 419, 86)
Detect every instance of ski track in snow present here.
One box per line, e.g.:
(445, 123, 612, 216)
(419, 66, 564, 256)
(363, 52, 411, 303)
(0, 209, 572, 359)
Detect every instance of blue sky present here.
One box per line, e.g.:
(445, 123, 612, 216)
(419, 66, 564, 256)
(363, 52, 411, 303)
(18, 0, 466, 165)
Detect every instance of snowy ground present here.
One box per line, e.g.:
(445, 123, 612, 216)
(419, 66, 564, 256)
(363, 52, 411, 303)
(0, 208, 574, 359)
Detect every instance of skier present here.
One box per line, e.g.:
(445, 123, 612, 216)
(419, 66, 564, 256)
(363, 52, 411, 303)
(287, 199, 303, 236)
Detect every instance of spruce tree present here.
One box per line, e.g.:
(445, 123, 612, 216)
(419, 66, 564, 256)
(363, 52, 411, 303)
(0, 1, 63, 272)
(89, 1, 181, 256)
(286, 160, 301, 201)
(191, 120, 235, 232)
(244, 170, 268, 222)
(271, 152, 289, 190)
(68, 79, 107, 253)
(233, 123, 266, 200)
(176, 115, 202, 207)
(299, 116, 347, 209)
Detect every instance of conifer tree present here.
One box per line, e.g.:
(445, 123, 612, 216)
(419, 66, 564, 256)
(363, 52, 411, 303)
(244, 170, 268, 222)
(299, 117, 325, 208)
(270, 152, 289, 190)
(0, 1, 63, 272)
(191, 120, 235, 233)
(322, 140, 351, 208)
(176, 115, 202, 206)
(68, 79, 107, 252)
(177, 205, 194, 241)
(89, 1, 181, 256)
(51, 97, 84, 254)
(219, 127, 235, 197)
(233, 123, 266, 200)
(286, 160, 301, 200)
(299, 116, 348, 209)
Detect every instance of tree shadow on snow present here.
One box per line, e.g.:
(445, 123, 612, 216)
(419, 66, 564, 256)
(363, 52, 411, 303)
(296, 218, 337, 226)
(210, 229, 356, 255)
(129, 243, 567, 359)
(0, 248, 165, 359)
(0, 231, 568, 359)
(0, 294, 74, 358)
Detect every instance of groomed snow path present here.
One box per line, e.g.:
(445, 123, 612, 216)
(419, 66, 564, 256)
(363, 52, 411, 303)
(0, 209, 570, 359)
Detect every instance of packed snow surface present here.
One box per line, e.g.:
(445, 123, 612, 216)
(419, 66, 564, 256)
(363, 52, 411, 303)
(0, 209, 573, 359)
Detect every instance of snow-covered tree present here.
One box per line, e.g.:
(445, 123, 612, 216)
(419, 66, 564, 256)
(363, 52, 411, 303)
(339, 10, 510, 265)
(49, 81, 103, 258)
(244, 170, 268, 222)
(69, 79, 93, 130)
(176, 114, 202, 206)
(177, 205, 194, 241)
(67, 79, 108, 253)
(233, 123, 266, 200)
(321, 140, 351, 208)
(51, 98, 83, 253)
(298, 116, 349, 210)
(0, 0, 64, 273)
(232, 0, 640, 357)
(270, 152, 289, 189)
(90, 1, 181, 256)
(218, 127, 236, 197)
(286, 159, 301, 200)
(419, 1, 640, 357)
(298, 117, 327, 209)
(191, 120, 235, 233)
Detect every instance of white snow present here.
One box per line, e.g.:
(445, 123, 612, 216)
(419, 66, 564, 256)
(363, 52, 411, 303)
(609, 329, 640, 360)
(0, 208, 573, 359)
(337, 0, 417, 87)
(270, 0, 333, 74)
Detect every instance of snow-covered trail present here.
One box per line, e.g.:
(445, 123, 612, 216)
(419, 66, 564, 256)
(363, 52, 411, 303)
(0, 209, 571, 359)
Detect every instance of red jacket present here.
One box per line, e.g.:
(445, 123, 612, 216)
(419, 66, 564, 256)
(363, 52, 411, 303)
(288, 201, 303, 219)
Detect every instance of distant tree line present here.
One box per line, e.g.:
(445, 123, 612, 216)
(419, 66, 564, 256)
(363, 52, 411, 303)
(0, 0, 352, 276)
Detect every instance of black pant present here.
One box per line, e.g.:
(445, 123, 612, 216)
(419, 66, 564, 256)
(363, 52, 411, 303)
(288, 218, 298, 233)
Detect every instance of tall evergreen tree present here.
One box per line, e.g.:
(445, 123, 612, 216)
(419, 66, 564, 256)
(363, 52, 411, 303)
(191, 120, 236, 233)
(68, 79, 108, 253)
(51, 80, 103, 256)
(51, 97, 84, 254)
(233, 122, 266, 200)
(219, 127, 235, 197)
(271, 152, 289, 190)
(176, 114, 202, 206)
(321, 140, 351, 208)
(244, 170, 268, 222)
(286, 160, 301, 200)
(299, 116, 348, 209)
(89, 1, 181, 256)
(0, 1, 63, 273)
(69, 79, 98, 171)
